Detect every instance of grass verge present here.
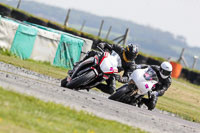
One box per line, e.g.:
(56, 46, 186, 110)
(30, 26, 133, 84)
(0, 87, 146, 133)
(157, 78, 200, 122)
(0, 49, 67, 79)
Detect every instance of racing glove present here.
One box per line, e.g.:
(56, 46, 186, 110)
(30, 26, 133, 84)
(114, 74, 128, 83)
(151, 91, 158, 97)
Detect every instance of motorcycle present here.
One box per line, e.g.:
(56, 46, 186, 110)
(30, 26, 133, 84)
(109, 66, 158, 107)
(61, 47, 119, 90)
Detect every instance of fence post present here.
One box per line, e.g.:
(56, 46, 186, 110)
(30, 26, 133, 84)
(17, 0, 22, 9)
(105, 26, 112, 40)
(192, 56, 199, 69)
(80, 20, 86, 32)
(123, 28, 129, 47)
(177, 48, 185, 63)
(98, 20, 104, 37)
(177, 48, 189, 67)
(64, 9, 71, 27)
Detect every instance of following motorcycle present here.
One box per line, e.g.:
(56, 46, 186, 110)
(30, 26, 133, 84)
(61, 47, 119, 91)
(109, 66, 158, 107)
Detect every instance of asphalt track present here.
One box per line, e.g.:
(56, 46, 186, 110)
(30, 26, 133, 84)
(0, 62, 200, 133)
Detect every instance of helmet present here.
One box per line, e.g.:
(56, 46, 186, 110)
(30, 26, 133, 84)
(124, 43, 139, 62)
(160, 61, 172, 79)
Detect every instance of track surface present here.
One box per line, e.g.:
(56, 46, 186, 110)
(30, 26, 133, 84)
(0, 62, 200, 133)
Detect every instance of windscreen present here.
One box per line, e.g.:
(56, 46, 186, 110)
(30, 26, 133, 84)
(143, 67, 158, 81)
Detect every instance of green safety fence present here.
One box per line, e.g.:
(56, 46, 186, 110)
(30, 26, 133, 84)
(10, 24, 38, 59)
(1, 16, 85, 69)
(53, 34, 84, 69)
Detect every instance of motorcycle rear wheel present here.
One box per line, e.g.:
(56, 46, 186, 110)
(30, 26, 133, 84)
(61, 77, 68, 87)
(66, 70, 96, 89)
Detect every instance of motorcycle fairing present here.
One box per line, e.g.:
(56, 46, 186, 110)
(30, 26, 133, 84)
(70, 57, 96, 79)
(100, 52, 118, 74)
(130, 67, 158, 95)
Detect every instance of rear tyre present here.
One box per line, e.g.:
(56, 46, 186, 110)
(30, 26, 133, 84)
(61, 77, 68, 87)
(66, 70, 96, 89)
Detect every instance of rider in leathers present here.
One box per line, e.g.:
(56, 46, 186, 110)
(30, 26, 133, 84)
(70, 42, 139, 94)
(96, 43, 139, 94)
(138, 62, 172, 110)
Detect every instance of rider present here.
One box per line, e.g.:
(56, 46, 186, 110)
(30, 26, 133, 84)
(69, 42, 139, 94)
(138, 61, 172, 110)
(96, 42, 139, 94)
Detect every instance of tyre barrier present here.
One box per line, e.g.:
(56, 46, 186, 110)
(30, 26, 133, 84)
(27, 16, 48, 27)
(0, 4, 12, 17)
(11, 9, 30, 21)
(193, 73, 200, 85)
(147, 57, 161, 66)
(180, 68, 200, 85)
(135, 54, 149, 64)
(180, 68, 189, 79)
(187, 71, 199, 83)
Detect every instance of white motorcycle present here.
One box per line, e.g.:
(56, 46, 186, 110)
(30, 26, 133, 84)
(61, 47, 119, 91)
(109, 66, 158, 106)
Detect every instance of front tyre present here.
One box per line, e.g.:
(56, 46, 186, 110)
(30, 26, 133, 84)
(108, 84, 130, 101)
(66, 70, 96, 89)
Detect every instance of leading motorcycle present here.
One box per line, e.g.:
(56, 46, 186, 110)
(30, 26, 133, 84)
(61, 47, 119, 91)
(109, 66, 158, 107)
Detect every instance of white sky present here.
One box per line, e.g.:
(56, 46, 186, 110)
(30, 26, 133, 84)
(34, 0, 200, 47)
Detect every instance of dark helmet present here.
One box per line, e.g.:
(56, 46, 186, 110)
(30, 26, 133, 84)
(124, 43, 139, 61)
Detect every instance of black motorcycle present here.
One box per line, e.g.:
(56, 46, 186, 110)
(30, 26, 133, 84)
(61, 47, 119, 91)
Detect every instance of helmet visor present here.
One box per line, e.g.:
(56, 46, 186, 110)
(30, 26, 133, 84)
(160, 68, 171, 76)
(125, 51, 137, 61)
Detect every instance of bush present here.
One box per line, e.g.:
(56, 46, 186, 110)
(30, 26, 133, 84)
(27, 16, 48, 26)
(11, 9, 30, 21)
(47, 21, 64, 31)
(0, 3, 12, 16)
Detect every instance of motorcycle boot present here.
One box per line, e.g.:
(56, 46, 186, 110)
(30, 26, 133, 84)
(137, 100, 144, 108)
(96, 84, 115, 94)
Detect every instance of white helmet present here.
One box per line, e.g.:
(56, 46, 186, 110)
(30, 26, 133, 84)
(160, 61, 172, 79)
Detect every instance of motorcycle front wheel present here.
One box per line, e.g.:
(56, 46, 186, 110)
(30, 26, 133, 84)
(66, 70, 96, 89)
(108, 84, 130, 101)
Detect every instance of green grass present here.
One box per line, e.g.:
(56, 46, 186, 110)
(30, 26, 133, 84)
(0, 49, 67, 79)
(157, 78, 200, 122)
(0, 87, 146, 133)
